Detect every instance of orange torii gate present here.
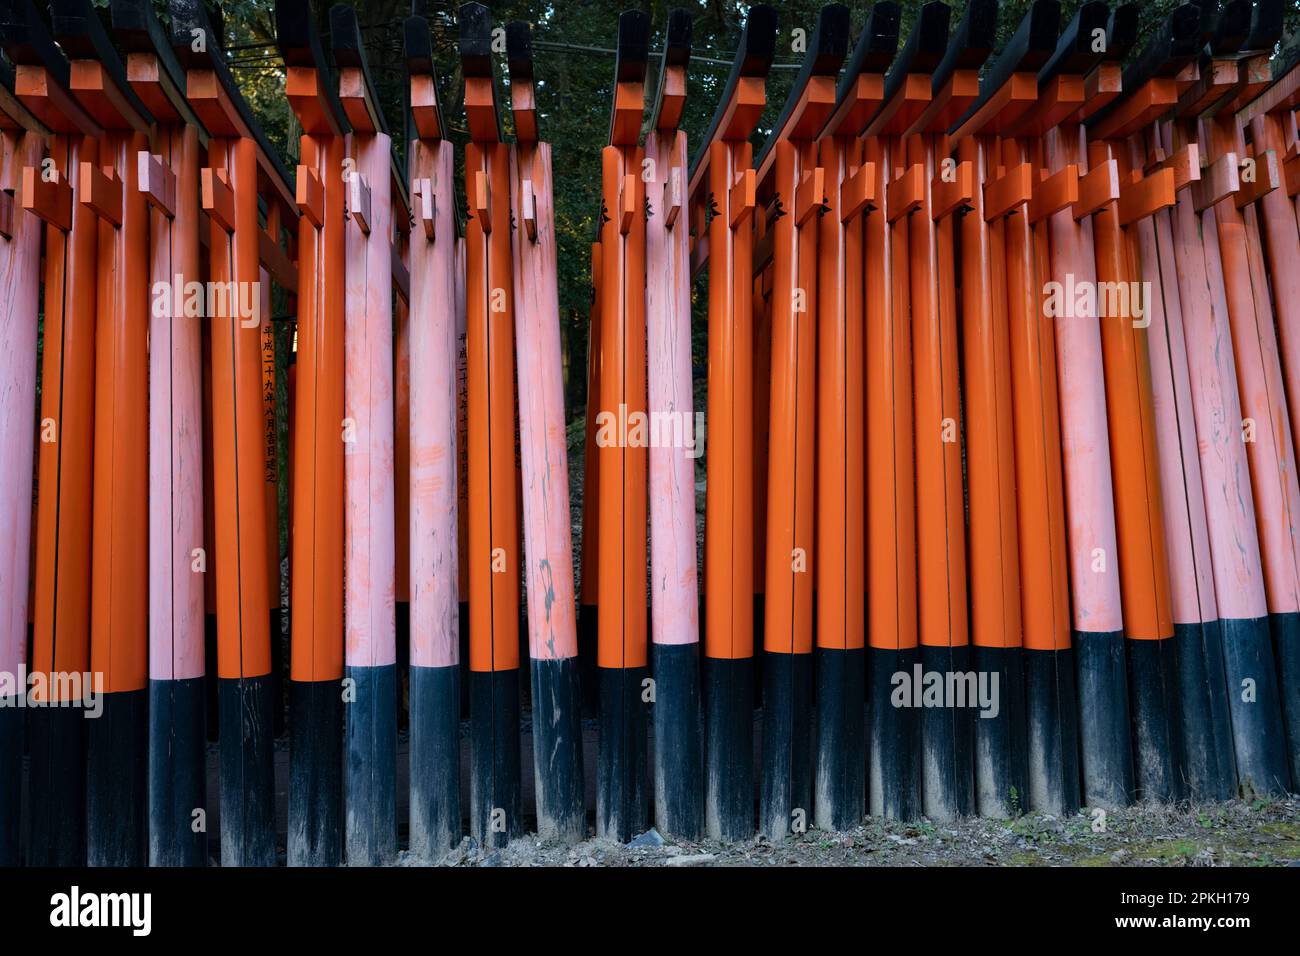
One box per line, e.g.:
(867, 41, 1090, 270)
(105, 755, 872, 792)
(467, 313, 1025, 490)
(944, 0, 1063, 819)
(276, 0, 345, 866)
(860, 1, 948, 823)
(750, 2, 852, 840)
(688, 2, 777, 843)
(460, 0, 523, 849)
(1238, 39, 1300, 789)
(642, 8, 703, 841)
(806, 3, 898, 833)
(8, 0, 104, 866)
(595, 8, 651, 843)
(174, 0, 297, 866)
(505, 20, 585, 843)
(403, 9, 463, 863)
(112, 0, 210, 867)
(0, 0, 47, 869)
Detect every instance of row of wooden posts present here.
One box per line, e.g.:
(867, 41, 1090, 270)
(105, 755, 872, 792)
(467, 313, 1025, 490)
(1, 0, 1299, 867)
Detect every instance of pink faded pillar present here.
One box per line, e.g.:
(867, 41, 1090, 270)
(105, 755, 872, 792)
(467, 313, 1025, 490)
(342, 130, 397, 863)
(0, 130, 42, 865)
(510, 141, 584, 840)
(407, 133, 462, 860)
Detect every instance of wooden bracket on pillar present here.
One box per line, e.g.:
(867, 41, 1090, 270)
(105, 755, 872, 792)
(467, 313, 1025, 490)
(664, 166, 683, 229)
(22, 164, 72, 232)
(841, 161, 875, 221)
(795, 167, 826, 226)
(346, 171, 371, 235)
(1117, 167, 1175, 226)
(1191, 151, 1241, 212)
(1148, 143, 1200, 192)
(729, 168, 755, 228)
(295, 164, 324, 229)
(521, 178, 538, 241)
(78, 161, 122, 226)
(472, 168, 491, 233)
(414, 177, 435, 239)
(1071, 159, 1119, 220)
(137, 151, 175, 218)
(887, 164, 924, 222)
(1234, 149, 1281, 208)
(1027, 163, 1078, 224)
(931, 160, 973, 220)
(983, 162, 1032, 220)
(201, 166, 235, 233)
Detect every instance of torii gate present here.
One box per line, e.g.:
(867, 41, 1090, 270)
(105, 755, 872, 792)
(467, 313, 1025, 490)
(7, 0, 105, 866)
(403, 7, 462, 863)
(1237, 26, 1300, 790)
(595, 7, 651, 843)
(750, 2, 852, 840)
(688, 2, 777, 844)
(643, 7, 703, 842)
(460, 0, 523, 849)
(1144, 0, 1293, 796)
(506, 19, 585, 844)
(943, 0, 1062, 821)
(807, 2, 898, 832)
(276, 0, 346, 866)
(172, 0, 297, 866)
(111, 0, 210, 868)
(0, 0, 47, 870)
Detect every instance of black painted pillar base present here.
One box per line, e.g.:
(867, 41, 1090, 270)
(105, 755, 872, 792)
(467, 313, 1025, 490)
(1271, 611, 1300, 792)
(597, 664, 649, 842)
(458, 601, 470, 719)
(409, 663, 461, 861)
(919, 643, 975, 822)
(867, 645, 921, 820)
(814, 646, 864, 832)
(531, 656, 585, 842)
(0, 704, 22, 865)
(345, 664, 398, 865)
(1127, 636, 1184, 802)
(1024, 646, 1081, 815)
(651, 641, 703, 840)
(204, 614, 219, 742)
(758, 650, 811, 839)
(86, 689, 148, 862)
(577, 603, 599, 716)
(971, 644, 1028, 818)
(288, 678, 343, 866)
(469, 667, 522, 848)
(1223, 616, 1290, 796)
(148, 677, 207, 866)
(1173, 621, 1237, 800)
(1074, 629, 1135, 808)
(704, 655, 754, 841)
(218, 675, 276, 866)
(26, 705, 87, 865)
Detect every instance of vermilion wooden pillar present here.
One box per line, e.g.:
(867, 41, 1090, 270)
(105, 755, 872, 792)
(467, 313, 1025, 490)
(50, 0, 156, 867)
(690, 4, 776, 842)
(861, 0, 948, 823)
(277, 0, 346, 866)
(10, 1, 99, 864)
(461, 1, 523, 849)
(179, 0, 295, 864)
(596, 10, 650, 842)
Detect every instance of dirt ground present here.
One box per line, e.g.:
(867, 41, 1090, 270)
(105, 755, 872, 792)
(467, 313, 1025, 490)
(410, 796, 1300, 867)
